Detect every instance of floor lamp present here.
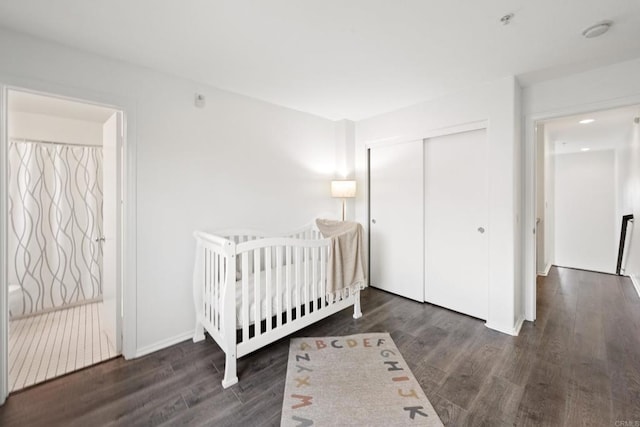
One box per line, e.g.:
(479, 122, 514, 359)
(331, 180, 356, 221)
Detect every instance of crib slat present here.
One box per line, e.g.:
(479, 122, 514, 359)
(304, 247, 310, 316)
(286, 246, 292, 323)
(242, 253, 249, 342)
(214, 253, 220, 329)
(295, 246, 301, 317)
(276, 246, 283, 328)
(265, 247, 272, 332)
(217, 254, 223, 328)
(254, 248, 261, 337)
(320, 246, 327, 309)
(211, 250, 215, 323)
(204, 248, 210, 325)
(312, 247, 318, 312)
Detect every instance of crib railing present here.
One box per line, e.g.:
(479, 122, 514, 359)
(194, 226, 354, 356)
(193, 232, 237, 351)
(235, 238, 330, 343)
(193, 220, 363, 388)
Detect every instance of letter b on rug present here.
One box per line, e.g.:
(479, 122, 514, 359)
(281, 332, 443, 426)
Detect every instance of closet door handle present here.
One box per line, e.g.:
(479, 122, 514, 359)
(371, 219, 377, 224)
(477, 227, 485, 234)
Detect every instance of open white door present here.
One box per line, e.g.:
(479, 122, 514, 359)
(369, 140, 424, 301)
(101, 112, 122, 354)
(424, 129, 489, 319)
(1, 85, 8, 405)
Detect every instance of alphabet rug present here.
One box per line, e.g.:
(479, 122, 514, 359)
(281, 332, 443, 426)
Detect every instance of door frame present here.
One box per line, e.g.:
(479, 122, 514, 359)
(523, 95, 640, 322)
(0, 81, 138, 405)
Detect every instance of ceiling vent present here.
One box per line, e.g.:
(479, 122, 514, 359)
(582, 21, 612, 38)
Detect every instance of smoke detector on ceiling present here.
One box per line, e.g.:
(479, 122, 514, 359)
(582, 21, 613, 38)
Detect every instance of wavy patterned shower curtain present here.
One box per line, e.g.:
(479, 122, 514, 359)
(8, 140, 103, 318)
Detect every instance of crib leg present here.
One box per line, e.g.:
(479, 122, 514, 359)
(222, 351, 239, 388)
(193, 318, 205, 343)
(353, 290, 363, 319)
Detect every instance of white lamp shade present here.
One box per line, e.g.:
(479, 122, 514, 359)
(331, 180, 356, 198)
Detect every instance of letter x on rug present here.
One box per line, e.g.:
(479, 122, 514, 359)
(281, 332, 443, 426)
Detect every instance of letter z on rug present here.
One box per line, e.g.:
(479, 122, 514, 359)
(281, 332, 443, 426)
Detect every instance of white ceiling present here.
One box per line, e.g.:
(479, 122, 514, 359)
(8, 90, 117, 123)
(1, 1, 639, 120)
(543, 105, 640, 154)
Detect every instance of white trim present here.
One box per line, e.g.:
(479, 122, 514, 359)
(121, 108, 137, 360)
(0, 85, 8, 406)
(134, 331, 194, 358)
(486, 316, 524, 336)
(537, 262, 552, 277)
(364, 120, 488, 149)
(631, 274, 640, 299)
(523, 94, 640, 324)
(513, 316, 525, 335)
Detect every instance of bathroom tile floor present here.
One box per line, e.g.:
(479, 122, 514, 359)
(8, 302, 117, 392)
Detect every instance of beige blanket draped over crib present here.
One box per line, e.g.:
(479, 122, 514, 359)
(315, 219, 367, 297)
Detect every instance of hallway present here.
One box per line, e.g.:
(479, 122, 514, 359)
(516, 267, 640, 424)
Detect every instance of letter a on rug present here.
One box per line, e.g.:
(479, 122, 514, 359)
(281, 332, 443, 426)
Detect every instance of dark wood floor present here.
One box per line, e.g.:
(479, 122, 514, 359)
(1, 266, 639, 426)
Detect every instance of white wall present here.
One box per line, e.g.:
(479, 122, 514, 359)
(8, 111, 103, 146)
(554, 150, 617, 274)
(355, 76, 523, 335)
(523, 57, 640, 319)
(334, 119, 357, 220)
(0, 28, 342, 355)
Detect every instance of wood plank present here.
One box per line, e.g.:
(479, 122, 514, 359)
(429, 394, 468, 426)
(436, 342, 502, 410)
(565, 357, 612, 426)
(465, 375, 524, 426)
(514, 358, 568, 426)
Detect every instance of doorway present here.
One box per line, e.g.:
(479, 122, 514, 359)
(534, 105, 639, 277)
(4, 89, 124, 392)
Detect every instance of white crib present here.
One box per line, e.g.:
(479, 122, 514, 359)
(192, 221, 365, 388)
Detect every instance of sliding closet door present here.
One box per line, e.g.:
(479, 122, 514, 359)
(369, 140, 423, 301)
(424, 129, 488, 319)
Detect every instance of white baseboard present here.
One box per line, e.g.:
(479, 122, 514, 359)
(485, 317, 524, 336)
(631, 274, 640, 299)
(134, 330, 194, 358)
(537, 262, 552, 277)
(513, 316, 525, 335)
